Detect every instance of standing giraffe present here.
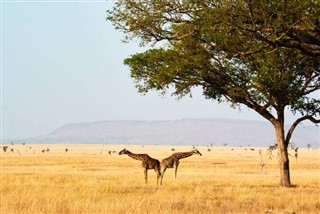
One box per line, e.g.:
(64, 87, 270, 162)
(160, 149, 202, 185)
(118, 148, 161, 185)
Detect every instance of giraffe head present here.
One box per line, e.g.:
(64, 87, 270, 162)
(192, 149, 202, 156)
(119, 148, 129, 155)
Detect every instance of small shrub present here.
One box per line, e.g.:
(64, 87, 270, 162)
(3, 146, 8, 152)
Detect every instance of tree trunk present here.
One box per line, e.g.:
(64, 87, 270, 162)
(274, 122, 291, 187)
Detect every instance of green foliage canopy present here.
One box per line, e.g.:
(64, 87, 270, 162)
(107, 0, 320, 129)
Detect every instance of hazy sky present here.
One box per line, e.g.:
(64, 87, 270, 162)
(1, 1, 310, 139)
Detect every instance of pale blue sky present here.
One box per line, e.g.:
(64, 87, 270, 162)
(1, 1, 309, 139)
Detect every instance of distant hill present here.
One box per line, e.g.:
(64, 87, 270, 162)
(19, 119, 319, 148)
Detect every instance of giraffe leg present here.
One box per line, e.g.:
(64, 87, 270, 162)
(144, 168, 148, 184)
(156, 171, 160, 185)
(155, 169, 160, 185)
(160, 166, 167, 185)
(174, 162, 180, 181)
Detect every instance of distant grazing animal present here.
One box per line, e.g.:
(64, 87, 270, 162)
(118, 148, 161, 185)
(160, 149, 202, 185)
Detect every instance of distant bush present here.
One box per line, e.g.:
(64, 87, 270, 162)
(3, 146, 8, 152)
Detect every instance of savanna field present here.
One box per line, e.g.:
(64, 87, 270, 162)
(1, 144, 319, 214)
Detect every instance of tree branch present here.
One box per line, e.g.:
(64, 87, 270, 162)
(285, 115, 320, 145)
(241, 97, 277, 125)
(305, 85, 320, 95)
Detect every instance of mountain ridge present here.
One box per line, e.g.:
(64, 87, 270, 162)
(17, 118, 319, 148)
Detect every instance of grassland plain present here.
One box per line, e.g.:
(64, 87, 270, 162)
(1, 144, 319, 214)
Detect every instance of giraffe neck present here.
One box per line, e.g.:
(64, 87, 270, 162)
(176, 151, 194, 160)
(126, 151, 145, 161)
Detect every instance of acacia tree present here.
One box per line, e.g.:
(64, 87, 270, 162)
(107, 0, 320, 187)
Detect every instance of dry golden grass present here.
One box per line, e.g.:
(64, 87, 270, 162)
(1, 144, 319, 214)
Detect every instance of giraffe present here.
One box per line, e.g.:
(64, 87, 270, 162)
(118, 148, 161, 185)
(160, 149, 202, 185)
